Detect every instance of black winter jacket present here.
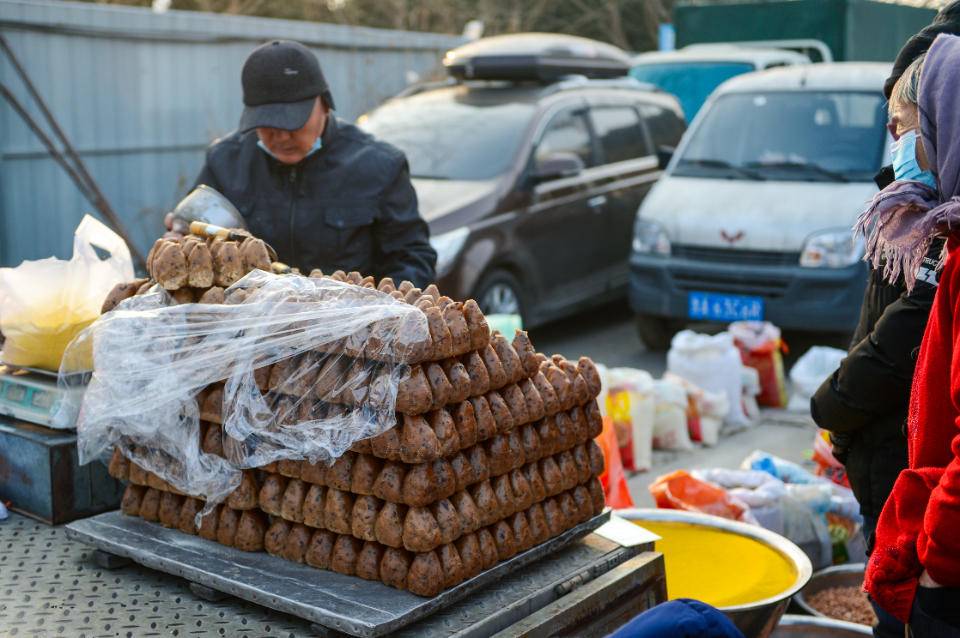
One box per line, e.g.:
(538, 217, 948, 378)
(194, 117, 437, 287)
(811, 237, 943, 521)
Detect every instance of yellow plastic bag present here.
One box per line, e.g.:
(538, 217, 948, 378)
(0, 215, 133, 371)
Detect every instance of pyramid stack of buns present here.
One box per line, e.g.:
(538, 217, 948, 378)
(102, 232, 606, 597)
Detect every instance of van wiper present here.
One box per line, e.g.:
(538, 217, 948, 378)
(745, 160, 850, 183)
(678, 158, 766, 180)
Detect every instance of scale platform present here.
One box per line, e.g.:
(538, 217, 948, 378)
(66, 510, 666, 637)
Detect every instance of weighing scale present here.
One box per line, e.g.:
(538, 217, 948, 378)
(0, 365, 83, 429)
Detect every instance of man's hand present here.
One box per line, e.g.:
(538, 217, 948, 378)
(919, 570, 942, 588)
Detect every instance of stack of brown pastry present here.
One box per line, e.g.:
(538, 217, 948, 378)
(103, 248, 607, 597)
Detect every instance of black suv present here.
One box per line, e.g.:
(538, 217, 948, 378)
(359, 34, 685, 326)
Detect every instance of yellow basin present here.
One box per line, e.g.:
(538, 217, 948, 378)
(639, 519, 799, 607)
(618, 508, 812, 638)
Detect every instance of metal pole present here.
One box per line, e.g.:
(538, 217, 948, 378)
(0, 34, 145, 266)
(0, 84, 98, 207)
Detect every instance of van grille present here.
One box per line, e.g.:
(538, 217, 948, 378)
(672, 244, 801, 267)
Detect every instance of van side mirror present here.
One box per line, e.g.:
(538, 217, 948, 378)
(656, 146, 674, 170)
(533, 152, 585, 182)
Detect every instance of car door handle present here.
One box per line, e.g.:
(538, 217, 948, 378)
(587, 195, 607, 211)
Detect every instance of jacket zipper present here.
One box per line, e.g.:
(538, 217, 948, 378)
(288, 166, 299, 268)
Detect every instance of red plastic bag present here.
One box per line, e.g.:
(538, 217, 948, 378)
(596, 416, 635, 508)
(730, 322, 788, 408)
(649, 470, 747, 521)
(812, 429, 851, 488)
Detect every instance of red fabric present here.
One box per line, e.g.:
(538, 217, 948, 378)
(866, 237, 960, 622)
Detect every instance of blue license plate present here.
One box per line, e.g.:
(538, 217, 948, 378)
(688, 291, 764, 322)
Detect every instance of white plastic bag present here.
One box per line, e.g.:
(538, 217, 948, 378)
(0, 215, 134, 371)
(787, 346, 846, 411)
(602, 367, 656, 472)
(651, 377, 693, 450)
(741, 366, 761, 423)
(667, 330, 749, 426)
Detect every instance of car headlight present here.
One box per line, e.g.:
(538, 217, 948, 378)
(800, 229, 864, 268)
(632, 219, 671, 256)
(430, 227, 470, 277)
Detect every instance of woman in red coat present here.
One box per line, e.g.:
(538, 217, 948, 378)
(863, 33, 960, 636)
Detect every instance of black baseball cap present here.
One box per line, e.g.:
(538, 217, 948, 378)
(238, 40, 335, 132)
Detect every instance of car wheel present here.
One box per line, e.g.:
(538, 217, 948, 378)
(475, 270, 527, 323)
(635, 315, 682, 351)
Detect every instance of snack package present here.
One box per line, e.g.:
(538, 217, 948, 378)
(602, 367, 655, 472)
(730, 321, 788, 408)
(0, 216, 134, 370)
(812, 429, 851, 488)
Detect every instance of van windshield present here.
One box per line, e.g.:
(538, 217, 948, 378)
(673, 91, 887, 183)
(359, 87, 536, 181)
(630, 61, 754, 120)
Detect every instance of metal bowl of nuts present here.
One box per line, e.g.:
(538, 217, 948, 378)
(794, 563, 875, 627)
(772, 614, 872, 636)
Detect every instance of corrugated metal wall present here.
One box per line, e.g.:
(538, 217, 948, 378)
(0, 0, 463, 265)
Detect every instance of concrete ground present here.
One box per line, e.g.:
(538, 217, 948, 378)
(531, 299, 826, 508)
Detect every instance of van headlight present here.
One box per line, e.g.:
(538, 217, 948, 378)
(430, 227, 470, 277)
(633, 219, 671, 256)
(800, 229, 864, 268)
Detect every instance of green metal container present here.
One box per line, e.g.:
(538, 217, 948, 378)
(675, 0, 935, 62)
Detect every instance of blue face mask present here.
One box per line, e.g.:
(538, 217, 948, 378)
(891, 130, 937, 190)
(257, 136, 323, 162)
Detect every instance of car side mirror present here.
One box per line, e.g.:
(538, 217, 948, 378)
(656, 146, 674, 170)
(533, 152, 585, 182)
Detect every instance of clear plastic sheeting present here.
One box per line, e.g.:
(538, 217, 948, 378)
(58, 270, 430, 507)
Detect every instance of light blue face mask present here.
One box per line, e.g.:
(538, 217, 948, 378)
(891, 129, 937, 190)
(257, 136, 323, 162)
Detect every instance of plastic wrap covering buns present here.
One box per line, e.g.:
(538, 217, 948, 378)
(68, 268, 431, 506)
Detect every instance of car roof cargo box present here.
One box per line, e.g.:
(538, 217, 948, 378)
(444, 33, 632, 82)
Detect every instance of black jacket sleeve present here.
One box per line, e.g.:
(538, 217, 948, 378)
(811, 245, 942, 435)
(374, 160, 437, 288)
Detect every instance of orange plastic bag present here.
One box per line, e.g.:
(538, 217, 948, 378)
(649, 470, 747, 521)
(596, 416, 635, 508)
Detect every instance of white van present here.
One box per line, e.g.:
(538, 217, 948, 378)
(630, 45, 811, 121)
(629, 63, 890, 348)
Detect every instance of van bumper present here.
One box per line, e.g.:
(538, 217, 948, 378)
(628, 253, 868, 333)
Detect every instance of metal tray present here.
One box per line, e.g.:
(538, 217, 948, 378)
(66, 510, 610, 637)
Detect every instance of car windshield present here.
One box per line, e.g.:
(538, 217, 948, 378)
(630, 61, 754, 120)
(674, 91, 887, 182)
(359, 86, 536, 181)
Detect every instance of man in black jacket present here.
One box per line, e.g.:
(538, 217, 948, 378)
(192, 40, 437, 287)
